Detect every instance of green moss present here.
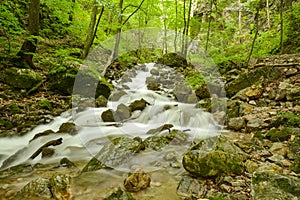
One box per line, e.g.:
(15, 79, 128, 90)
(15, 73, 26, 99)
(37, 99, 52, 110)
(266, 127, 293, 142)
(9, 103, 21, 114)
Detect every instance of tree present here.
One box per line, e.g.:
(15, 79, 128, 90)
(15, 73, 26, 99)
(17, 0, 40, 68)
(82, 0, 104, 59)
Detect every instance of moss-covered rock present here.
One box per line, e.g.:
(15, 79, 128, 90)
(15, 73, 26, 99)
(182, 136, 247, 177)
(251, 171, 300, 200)
(265, 127, 294, 142)
(225, 66, 282, 97)
(57, 122, 78, 135)
(0, 67, 42, 89)
(129, 98, 149, 112)
(124, 169, 151, 192)
(157, 52, 188, 68)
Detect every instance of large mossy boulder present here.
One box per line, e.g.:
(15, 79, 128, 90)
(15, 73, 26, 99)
(0, 67, 42, 89)
(48, 64, 113, 98)
(157, 52, 188, 68)
(225, 66, 282, 97)
(251, 171, 300, 200)
(82, 136, 143, 172)
(182, 136, 247, 177)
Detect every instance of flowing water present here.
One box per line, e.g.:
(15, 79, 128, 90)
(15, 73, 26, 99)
(0, 63, 223, 199)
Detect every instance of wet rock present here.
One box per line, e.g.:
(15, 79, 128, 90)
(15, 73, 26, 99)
(150, 68, 159, 75)
(182, 136, 247, 177)
(251, 171, 300, 200)
(147, 83, 160, 91)
(129, 98, 150, 112)
(41, 147, 55, 158)
(104, 187, 135, 200)
(60, 157, 77, 168)
(177, 174, 205, 199)
(49, 174, 71, 200)
(96, 95, 108, 107)
(30, 138, 63, 160)
(173, 84, 194, 103)
(195, 84, 210, 99)
(58, 122, 78, 135)
(101, 109, 115, 122)
(109, 90, 127, 101)
(16, 177, 52, 199)
(225, 66, 281, 97)
(1, 67, 42, 89)
(157, 52, 188, 68)
(115, 104, 131, 121)
(228, 117, 246, 131)
(146, 124, 173, 135)
(82, 136, 143, 172)
(143, 135, 170, 151)
(30, 129, 55, 142)
(124, 169, 151, 192)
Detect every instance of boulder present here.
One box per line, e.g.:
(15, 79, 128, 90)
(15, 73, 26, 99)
(157, 52, 188, 68)
(101, 109, 116, 122)
(225, 66, 281, 97)
(58, 122, 78, 135)
(251, 171, 300, 200)
(41, 147, 55, 158)
(227, 117, 246, 131)
(115, 104, 131, 121)
(182, 136, 247, 177)
(129, 98, 150, 112)
(195, 84, 210, 99)
(49, 174, 71, 200)
(124, 169, 151, 192)
(16, 177, 52, 199)
(82, 136, 143, 172)
(96, 95, 108, 107)
(177, 175, 205, 198)
(1, 67, 42, 89)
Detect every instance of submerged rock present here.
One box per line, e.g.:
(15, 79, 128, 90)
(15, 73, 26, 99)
(251, 171, 300, 200)
(182, 136, 247, 177)
(49, 174, 72, 200)
(82, 136, 143, 172)
(177, 174, 205, 199)
(104, 187, 135, 200)
(124, 169, 151, 192)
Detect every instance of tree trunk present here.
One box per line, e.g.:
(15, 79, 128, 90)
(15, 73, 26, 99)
(266, 0, 271, 29)
(280, 0, 284, 53)
(205, 0, 213, 51)
(112, 0, 124, 60)
(238, 0, 242, 33)
(17, 0, 40, 69)
(183, 0, 192, 57)
(247, 5, 260, 66)
(174, 0, 178, 52)
(82, 0, 99, 59)
(181, 0, 187, 55)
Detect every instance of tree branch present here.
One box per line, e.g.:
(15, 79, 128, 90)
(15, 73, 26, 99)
(122, 0, 145, 26)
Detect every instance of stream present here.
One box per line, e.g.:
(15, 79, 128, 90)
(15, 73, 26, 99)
(0, 63, 223, 199)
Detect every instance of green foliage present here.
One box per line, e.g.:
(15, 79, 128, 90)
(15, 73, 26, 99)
(186, 73, 205, 89)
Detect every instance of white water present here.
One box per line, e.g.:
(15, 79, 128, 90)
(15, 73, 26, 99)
(0, 63, 222, 171)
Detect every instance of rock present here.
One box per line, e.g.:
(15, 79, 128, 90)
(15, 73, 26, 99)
(104, 187, 135, 200)
(146, 124, 173, 135)
(129, 98, 149, 112)
(115, 104, 131, 121)
(0, 67, 42, 89)
(49, 174, 71, 200)
(228, 117, 246, 131)
(101, 109, 115, 122)
(269, 142, 288, 156)
(251, 171, 300, 200)
(124, 169, 151, 192)
(150, 68, 159, 75)
(96, 95, 108, 107)
(246, 118, 264, 131)
(82, 136, 143, 172)
(265, 128, 293, 142)
(182, 136, 247, 177)
(30, 129, 55, 142)
(41, 147, 55, 158)
(226, 100, 241, 118)
(177, 175, 205, 198)
(195, 84, 210, 99)
(244, 87, 263, 99)
(173, 84, 194, 103)
(143, 135, 171, 151)
(58, 122, 78, 135)
(245, 160, 259, 174)
(30, 138, 63, 160)
(147, 83, 160, 91)
(60, 157, 77, 168)
(225, 66, 281, 97)
(157, 52, 188, 68)
(291, 157, 300, 173)
(16, 177, 52, 199)
(109, 90, 127, 101)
